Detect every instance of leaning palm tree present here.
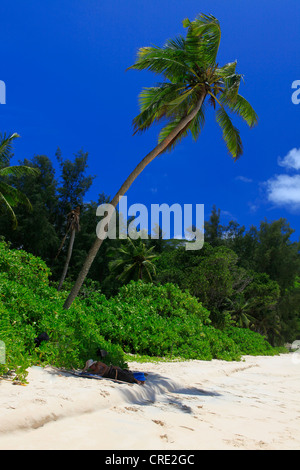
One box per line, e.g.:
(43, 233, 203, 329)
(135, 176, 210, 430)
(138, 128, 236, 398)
(63, 13, 258, 309)
(57, 206, 81, 291)
(108, 237, 157, 283)
(0, 133, 39, 228)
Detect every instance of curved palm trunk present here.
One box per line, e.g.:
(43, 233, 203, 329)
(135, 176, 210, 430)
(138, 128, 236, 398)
(63, 94, 205, 309)
(57, 228, 76, 291)
(54, 228, 70, 261)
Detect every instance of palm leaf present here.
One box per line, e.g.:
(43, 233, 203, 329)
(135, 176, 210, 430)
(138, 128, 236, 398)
(0, 165, 40, 178)
(221, 93, 258, 128)
(183, 13, 221, 65)
(128, 44, 194, 81)
(142, 260, 156, 281)
(158, 103, 205, 151)
(215, 106, 243, 160)
(133, 83, 188, 133)
(0, 133, 20, 165)
(0, 192, 18, 228)
(189, 105, 206, 140)
(158, 117, 191, 152)
(0, 181, 32, 209)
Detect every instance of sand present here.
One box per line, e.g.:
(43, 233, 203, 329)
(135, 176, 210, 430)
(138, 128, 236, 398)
(0, 354, 299, 450)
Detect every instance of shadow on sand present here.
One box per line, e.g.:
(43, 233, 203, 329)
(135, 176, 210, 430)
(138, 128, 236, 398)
(116, 372, 222, 412)
(48, 367, 221, 414)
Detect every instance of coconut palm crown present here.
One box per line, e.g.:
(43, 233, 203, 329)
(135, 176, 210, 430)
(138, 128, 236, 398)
(129, 13, 258, 159)
(108, 238, 157, 283)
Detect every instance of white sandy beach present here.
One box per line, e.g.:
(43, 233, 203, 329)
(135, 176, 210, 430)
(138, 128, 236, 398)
(0, 354, 299, 450)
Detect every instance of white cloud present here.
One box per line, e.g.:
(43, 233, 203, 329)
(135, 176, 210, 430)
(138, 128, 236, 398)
(264, 147, 300, 211)
(278, 147, 300, 170)
(236, 176, 253, 183)
(266, 174, 300, 208)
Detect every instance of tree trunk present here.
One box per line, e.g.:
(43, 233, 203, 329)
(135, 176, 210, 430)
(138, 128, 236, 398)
(58, 229, 76, 291)
(63, 94, 206, 309)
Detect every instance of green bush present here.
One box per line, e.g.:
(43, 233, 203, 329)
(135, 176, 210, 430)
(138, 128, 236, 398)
(224, 327, 277, 356)
(91, 281, 212, 359)
(202, 326, 241, 361)
(0, 241, 126, 382)
(0, 241, 50, 289)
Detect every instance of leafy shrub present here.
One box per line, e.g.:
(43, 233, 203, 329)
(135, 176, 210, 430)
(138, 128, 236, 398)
(0, 240, 50, 289)
(0, 242, 126, 382)
(202, 326, 241, 361)
(0, 302, 33, 382)
(224, 327, 277, 356)
(112, 281, 211, 324)
(92, 282, 241, 360)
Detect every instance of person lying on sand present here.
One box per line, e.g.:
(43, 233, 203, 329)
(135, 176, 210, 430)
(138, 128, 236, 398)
(82, 359, 145, 384)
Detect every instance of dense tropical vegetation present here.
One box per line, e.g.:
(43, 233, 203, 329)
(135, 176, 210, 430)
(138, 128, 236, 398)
(0, 142, 298, 383)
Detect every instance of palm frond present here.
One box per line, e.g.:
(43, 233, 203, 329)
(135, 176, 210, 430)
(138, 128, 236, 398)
(0, 181, 32, 209)
(142, 260, 157, 281)
(215, 106, 243, 160)
(158, 117, 191, 152)
(0, 165, 40, 178)
(164, 35, 186, 51)
(133, 83, 184, 133)
(221, 93, 258, 128)
(158, 102, 206, 152)
(183, 13, 221, 65)
(128, 44, 194, 82)
(0, 192, 18, 228)
(133, 82, 201, 133)
(0, 133, 20, 166)
(189, 105, 206, 140)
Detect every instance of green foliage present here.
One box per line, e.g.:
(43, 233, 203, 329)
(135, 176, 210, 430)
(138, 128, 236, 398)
(0, 240, 51, 289)
(154, 212, 300, 345)
(87, 281, 211, 359)
(0, 150, 100, 282)
(88, 281, 276, 361)
(108, 238, 157, 283)
(0, 241, 126, 382)
(0, 242, 283, 382)
(202, 326, 241, 361)
(224, 327, 278, 356)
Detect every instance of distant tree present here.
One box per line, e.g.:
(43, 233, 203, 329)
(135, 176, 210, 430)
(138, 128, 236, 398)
(204, 205, 223, 246)
(0, 155, 60, 261)
(56, 148, 95, 216)
(254, 218, 300, 291)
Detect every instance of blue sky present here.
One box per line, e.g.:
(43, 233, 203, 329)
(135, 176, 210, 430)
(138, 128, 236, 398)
(1, 0, 300, 241)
